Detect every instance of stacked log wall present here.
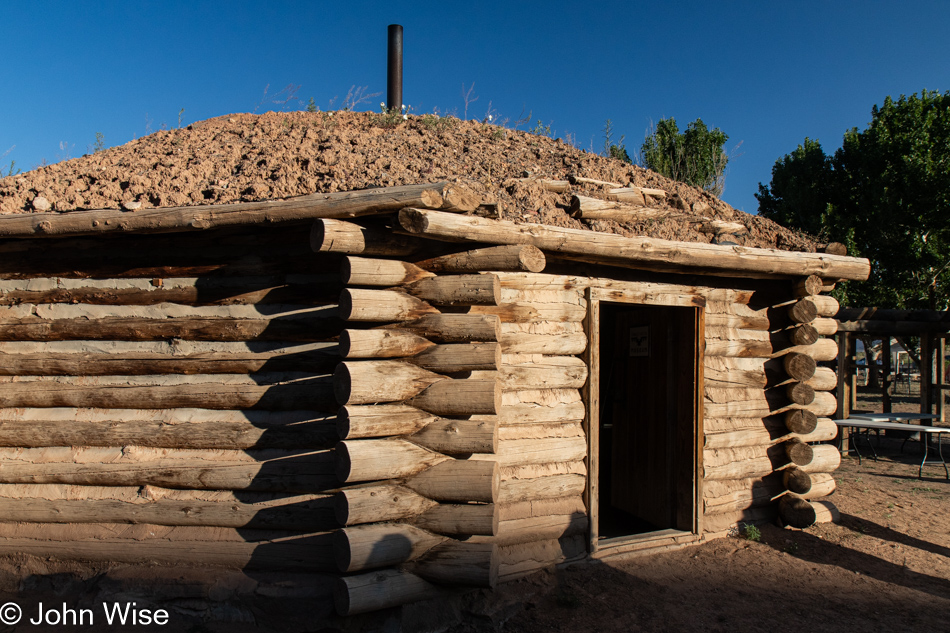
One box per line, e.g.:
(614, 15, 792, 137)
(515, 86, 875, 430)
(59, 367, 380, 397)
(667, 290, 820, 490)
(702, 275, 841, 533)
(0, 226, 345, 572)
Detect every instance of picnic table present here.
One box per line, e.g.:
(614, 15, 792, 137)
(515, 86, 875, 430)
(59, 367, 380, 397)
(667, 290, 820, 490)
(834, 415, 949, 479)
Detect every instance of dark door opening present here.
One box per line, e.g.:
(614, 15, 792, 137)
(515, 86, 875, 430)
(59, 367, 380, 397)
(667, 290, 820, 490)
(597, 302, 699, 539)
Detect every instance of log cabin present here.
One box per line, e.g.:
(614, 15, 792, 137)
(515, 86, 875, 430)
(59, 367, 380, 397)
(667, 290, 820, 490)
(0, 180, 870, 620)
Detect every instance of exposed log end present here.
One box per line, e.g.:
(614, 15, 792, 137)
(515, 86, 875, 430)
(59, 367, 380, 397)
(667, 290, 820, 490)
(784, 438, 815, 466)
(783, 466, 813, 494)
(784, 353, 817, 382)
(399, 208, 430, 234)
(823, 243, 848, 256)
(786, 382, 816, 406)
(339, 288, 439, 322)
(779, 496, 838, 528)
(788, 298, 819, 324)
(789, 323, 819, 346)
(785, 409, 819, 435)
(793, 275, 825, 297)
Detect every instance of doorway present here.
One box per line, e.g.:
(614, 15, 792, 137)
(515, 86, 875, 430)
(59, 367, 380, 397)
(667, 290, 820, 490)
(593, 301, 701, 543)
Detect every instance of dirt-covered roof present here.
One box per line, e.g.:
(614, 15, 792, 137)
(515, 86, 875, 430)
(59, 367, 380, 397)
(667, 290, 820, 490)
(0, 110, 819, 252)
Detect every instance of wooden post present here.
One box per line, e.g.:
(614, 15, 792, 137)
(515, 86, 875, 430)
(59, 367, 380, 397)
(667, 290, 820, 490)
(849, 336, 858, 412)
(836, 332, 851, 454)
(882, 336, 892, 413)
(921, 334, 933, 416)
(939, 337, 946, 424)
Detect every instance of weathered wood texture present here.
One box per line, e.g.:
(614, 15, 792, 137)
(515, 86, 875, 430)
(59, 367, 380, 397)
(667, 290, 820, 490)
(398, 208, 871, 280)
(1, 182, 459, 238)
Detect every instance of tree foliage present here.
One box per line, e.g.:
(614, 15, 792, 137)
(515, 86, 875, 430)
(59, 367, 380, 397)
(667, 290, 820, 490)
(757, 90, 950, 310)
(640, 118, 730, 197)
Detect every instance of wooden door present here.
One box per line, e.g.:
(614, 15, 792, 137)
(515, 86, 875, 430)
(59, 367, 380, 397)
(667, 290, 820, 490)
(599, 303, 698, 534)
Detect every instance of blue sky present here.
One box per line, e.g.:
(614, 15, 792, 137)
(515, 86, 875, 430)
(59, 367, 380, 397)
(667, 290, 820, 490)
(2, 1, 948, 214)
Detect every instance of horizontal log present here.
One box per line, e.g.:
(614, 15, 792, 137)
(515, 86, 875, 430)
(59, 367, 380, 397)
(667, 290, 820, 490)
(836, 307, 950, 323)
(499, 331, 587, 355)
(466, 301, 587, 323)
(0, 313, 342, 342)
(704, 389, 836, 419)
(703, 476, 783, 514)
(705, 340, 773, 358)
(312, 218, 424, 256)
(405, 459, 499, 503)
(703, 451, 774, 481)
(411, 342, 501, 372)
(403, 274, 501, 306)
(341, 256, 434, 286)
(397, 208, 871, 280)
(813, 317, 838, 336)
(702, 506, 777, 534)
(333, 360, 443, 406)
(705, 312, 771, 331)
(495, 458, 585, 495)
(408, 541, 498, 588)
(340, 329, 434, 358)
(336, 438, 448, 482)
(385, 313, 500, 342)
(805, 366, 837, 391)
(337, 404, 437, 439)
(494, 510, 588, 546)
(471, 435, 587, 467)
(0, 529, 335, 571)
(0, 376, 335, 411)
(1, 182, 455, 239)
(705, 428, 776, 449)
(703, 364, 767, 389)
(415, 245, 546, 274)
(411, 502, 497, 536)
(569, 175, 623, 188)
(812, 295, 839, 317)
(606, 187, 646, 206)
(334, 484, 496, 534)
(786, 474, 837, 500)
(339, 289, 438, 322)
(335, 484, 438, 526)
(789, 417, 838, 443)
(334, 569, 441, 616)
(494, 534, 587, 582)
(0, 278, 341, 307)
(783, 466, 812, 494)
(0, 446, 336, 492)
(0, 408, 336, 450)
(0, 484, 335, 530)
(424, 182, 482, 213)
(775, 339, 839, 361)
(406, 379, 501, 415)
(334, 523, 446, 573)
(514, 178, 571, 193)
(341, 408, 500, 454)
(793, 275, 824, 298)
(836, 319, 950, 334)
(697, 220, 748, 236)
(410, 417, 498, 455)
(0, 346, 341, 376)
(796, 444, 841, 473)
(780, 495, 838, 528)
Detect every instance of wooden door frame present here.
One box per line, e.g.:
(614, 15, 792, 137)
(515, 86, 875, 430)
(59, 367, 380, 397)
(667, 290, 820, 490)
(584, 287, 705, 556)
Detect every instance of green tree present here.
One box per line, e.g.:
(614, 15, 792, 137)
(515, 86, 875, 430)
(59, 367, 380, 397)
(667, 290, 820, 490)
(757, 90, 950, 310)
(640, 117, 730, 196)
